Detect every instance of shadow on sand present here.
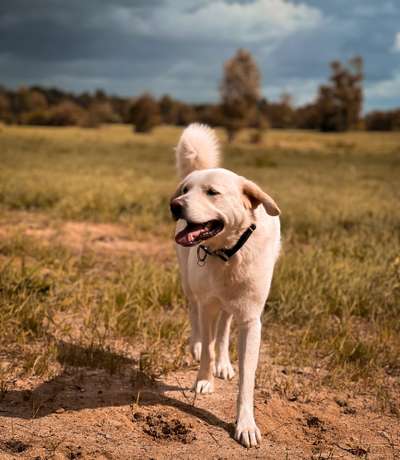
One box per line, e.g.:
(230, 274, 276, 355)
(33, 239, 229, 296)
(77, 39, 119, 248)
(0, 341, 234, 436)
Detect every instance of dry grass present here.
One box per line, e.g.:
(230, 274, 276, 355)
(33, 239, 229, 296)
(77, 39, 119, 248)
(0, 124, 399, 412)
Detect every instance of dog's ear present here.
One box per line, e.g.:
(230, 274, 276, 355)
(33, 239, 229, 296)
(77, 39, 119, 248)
(242, 178, 281, 216)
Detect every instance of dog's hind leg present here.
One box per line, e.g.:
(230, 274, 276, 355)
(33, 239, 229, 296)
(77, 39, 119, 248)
(189, 299, 202, 361)
(194, 303, 219, 394)
(214, 311, 235, 380)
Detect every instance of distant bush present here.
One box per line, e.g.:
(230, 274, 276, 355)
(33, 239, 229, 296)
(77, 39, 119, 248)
(365, 110, 400, 131)
(259, 94, 295, 129)
(159, 95, 196, 126)
(0, 91, 13, 123)
(159, 95, 180, 125)
(20, 109, 52, 126)
(51, 101, 88, 126)
(83, 101, 121, 127)
(193, 104, 224, 127)
(21, 101, 87, 127)
(294, 103, 320, 130)
(129, 93, 161, 133)
(15, 87, 48, 117)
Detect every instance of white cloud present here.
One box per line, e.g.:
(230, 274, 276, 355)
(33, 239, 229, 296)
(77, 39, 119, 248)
(113, 0, 322, 43)
(393, 32, 400, 52)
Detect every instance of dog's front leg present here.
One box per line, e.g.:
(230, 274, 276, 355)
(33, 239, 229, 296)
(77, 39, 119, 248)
(235, 317, 262, 448)
(215, 311, 235, 380)
(194, 304, 218, 394)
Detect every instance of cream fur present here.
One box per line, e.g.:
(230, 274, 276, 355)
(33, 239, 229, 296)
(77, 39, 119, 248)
(172, 123, 281, 448)
(175, 123, 220, 179)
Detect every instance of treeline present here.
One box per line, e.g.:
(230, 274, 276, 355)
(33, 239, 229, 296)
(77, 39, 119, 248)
(0, 85, 222, 129)
(2, 84, 398, 132)
(0, 86, 128, 127)
(0, 51, 399, 133)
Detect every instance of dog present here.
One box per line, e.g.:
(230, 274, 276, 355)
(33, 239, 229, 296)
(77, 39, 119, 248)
(170, 124, 281, 448)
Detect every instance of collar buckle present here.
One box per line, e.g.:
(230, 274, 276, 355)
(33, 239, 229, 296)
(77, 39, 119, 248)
(196, 224, 256, 266)
(213, 249, 229, 261)
(197, 245, 209, 266)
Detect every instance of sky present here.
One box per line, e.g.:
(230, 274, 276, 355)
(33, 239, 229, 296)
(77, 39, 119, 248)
(0, 0, 399, 111)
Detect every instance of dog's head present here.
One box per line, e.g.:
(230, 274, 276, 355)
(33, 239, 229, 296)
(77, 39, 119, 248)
(170, 168, 280, 247)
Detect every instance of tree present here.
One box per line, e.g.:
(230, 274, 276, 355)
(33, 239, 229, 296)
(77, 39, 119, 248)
(47, 101, 87, 126)
(259, 93, 295, 129)
(159, 95, 179, 125)
(220, 49, 264, 141)
(85, 101, 121, 127)
(193, 104, 224, 127)
(316, 56, 363, 132)
(0, 90, 12, 123)
(365, 109, 400, 131)
(294, 103, 320, 129)
(129, 93, 161, 133)
(15, 87, 47, 112)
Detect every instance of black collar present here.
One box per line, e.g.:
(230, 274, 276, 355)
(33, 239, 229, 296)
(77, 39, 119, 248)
(197, 223, 256, 265)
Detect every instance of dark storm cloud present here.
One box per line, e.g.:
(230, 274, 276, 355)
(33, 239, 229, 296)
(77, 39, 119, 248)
(0, 0, 399, 109)
(0, 0, 164, 61)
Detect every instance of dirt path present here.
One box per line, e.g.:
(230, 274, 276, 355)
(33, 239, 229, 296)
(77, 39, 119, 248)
(0, 363, 399, 459)
(0, 211, 173, 260)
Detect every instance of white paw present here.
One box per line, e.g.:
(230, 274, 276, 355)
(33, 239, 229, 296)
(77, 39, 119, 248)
(193, 379, 214, 394)
(235, 418, 261, 448)
(214, 359, 235, 380)
(190, 341, 202, 361)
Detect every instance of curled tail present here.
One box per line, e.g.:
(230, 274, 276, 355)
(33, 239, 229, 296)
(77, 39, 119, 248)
(175, 123, 220, 179)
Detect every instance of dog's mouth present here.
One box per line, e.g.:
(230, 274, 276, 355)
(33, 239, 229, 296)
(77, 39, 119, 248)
(175, 219, 224, 247)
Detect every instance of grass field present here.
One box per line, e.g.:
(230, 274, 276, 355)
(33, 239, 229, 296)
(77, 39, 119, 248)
(0, 124, 399, 457)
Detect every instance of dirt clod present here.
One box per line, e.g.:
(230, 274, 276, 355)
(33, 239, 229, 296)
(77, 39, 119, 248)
(66, 445, 82, 459)
(306, 415, 323, 428)
(343, 406, 356, 415)
(2, 439, 30, 453)
(348, 447, 368, 457)
(335, 398, 347, 407)
(335, 398, 356, 414)
(133, 410, 196, 444)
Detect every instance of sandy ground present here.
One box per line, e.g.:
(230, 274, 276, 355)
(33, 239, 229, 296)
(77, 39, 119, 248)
(0, 214, 399, 459)
(0, 212, 173, 260)
(0, 362, 399, 460)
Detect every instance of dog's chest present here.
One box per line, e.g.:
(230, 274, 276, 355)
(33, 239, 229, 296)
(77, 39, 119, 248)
(189, 256, 261, 304)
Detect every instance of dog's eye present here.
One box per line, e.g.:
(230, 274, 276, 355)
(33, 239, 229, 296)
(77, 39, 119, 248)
(182, 185, 189, 194)
(206, 188, 220, 196)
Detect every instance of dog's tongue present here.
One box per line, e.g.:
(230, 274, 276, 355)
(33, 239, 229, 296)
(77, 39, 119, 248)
(175, 223, 207, 247)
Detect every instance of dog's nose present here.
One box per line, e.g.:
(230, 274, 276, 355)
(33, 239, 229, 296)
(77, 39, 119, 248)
(170, 198, 184, 220)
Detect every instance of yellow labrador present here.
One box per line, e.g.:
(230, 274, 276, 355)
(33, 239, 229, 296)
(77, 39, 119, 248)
(170, 124, 281, 448)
